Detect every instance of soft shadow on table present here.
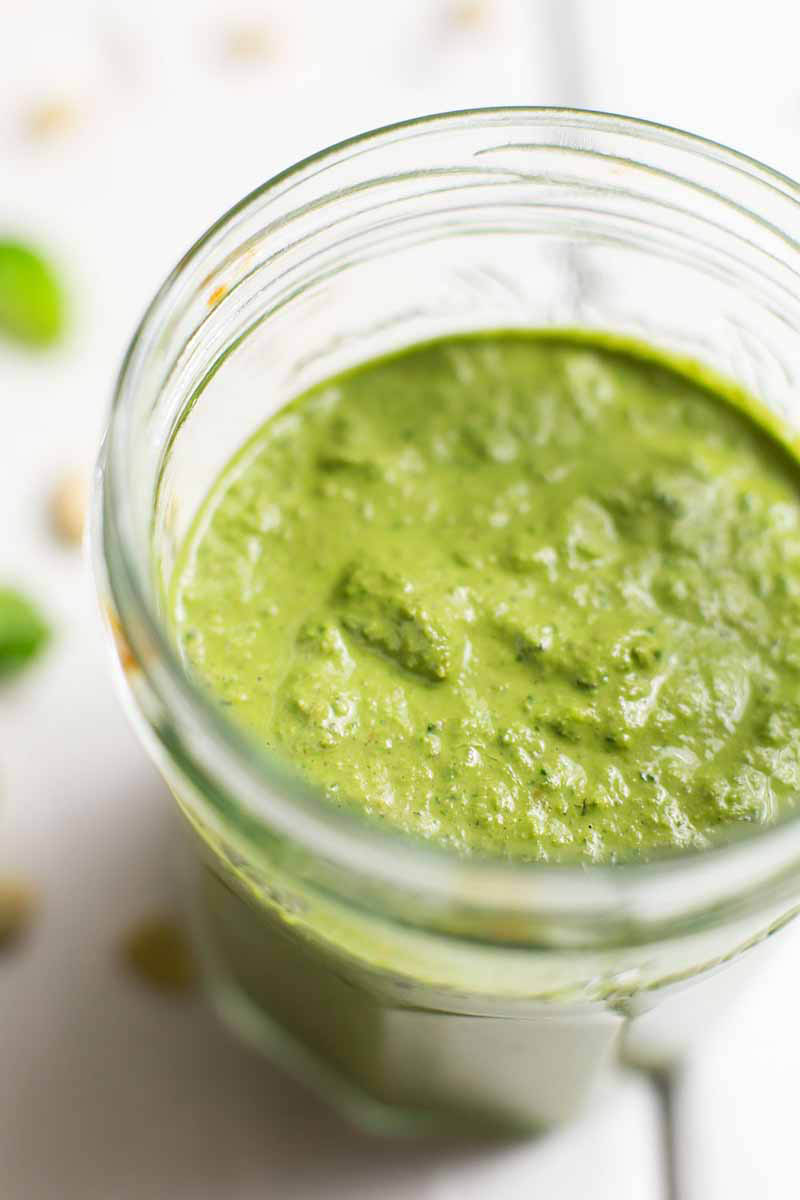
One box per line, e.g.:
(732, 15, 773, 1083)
(0, 769, 519, 1200)
(7, 995, 492, 1200)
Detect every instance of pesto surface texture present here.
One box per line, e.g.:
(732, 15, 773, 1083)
(173, 334, 800, 863)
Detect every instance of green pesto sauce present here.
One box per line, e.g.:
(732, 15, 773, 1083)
(173, 333, 800, 863)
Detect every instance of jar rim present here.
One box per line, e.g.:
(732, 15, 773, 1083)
(97, 106, 800, 939)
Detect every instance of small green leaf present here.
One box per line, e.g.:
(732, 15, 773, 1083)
(0, 588, 50, 678)
(0, 240, 64, 347)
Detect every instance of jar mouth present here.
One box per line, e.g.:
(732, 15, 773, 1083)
(98, 106, 800, 938)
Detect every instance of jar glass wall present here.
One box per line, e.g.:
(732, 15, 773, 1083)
(97, 109, 800, 1133)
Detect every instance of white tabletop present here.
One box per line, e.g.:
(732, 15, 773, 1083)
(2, 3, 800, 1197)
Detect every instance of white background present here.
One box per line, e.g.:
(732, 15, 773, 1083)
(2, 2, 800, 1196)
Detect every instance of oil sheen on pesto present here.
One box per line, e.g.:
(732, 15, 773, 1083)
(173, 334, 800, 863)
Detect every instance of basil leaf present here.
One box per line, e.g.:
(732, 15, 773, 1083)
(0, 588, 50, 677)
(0, 240, 64, 347)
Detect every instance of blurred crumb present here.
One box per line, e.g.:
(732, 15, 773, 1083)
(447, 0, 492, 29)
(207, 283, 228, 308)
(121, 916, 198, 995)
(0, 878, 38, 951)
(49, 470, 87, 546)
(223, 22, 275, 63)
(23, 98, 82, 142)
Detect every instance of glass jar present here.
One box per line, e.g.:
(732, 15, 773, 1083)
(96, 108, 800, 1134)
